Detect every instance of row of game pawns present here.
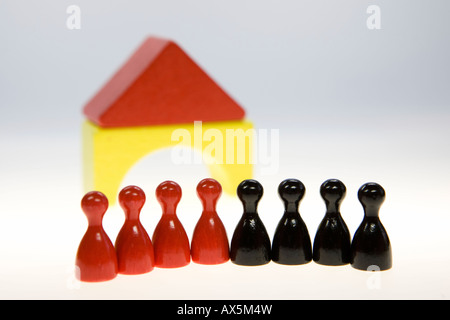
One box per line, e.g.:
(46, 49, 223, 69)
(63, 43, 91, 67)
(75, 178, 392, 282)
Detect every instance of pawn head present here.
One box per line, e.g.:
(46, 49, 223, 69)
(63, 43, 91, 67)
(156, 180, 182, 208)
(119, 185, 146, 217)
(278, 179, 305, 204)
(320, 179, 346, 205)
(358, 182, 386, 212)
(237, 179, 263, 205)
(81, 191, 109, 225)
(197, 178, 222, 207)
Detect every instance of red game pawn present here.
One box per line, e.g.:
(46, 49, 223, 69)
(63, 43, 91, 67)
(191, 178, 229, 264)
(115, 185, 155, 275)
(75, 191, 118, 282)
(152, 181, 190, 268)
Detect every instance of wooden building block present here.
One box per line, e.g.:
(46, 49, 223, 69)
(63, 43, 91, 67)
(83, 36, 245, 128)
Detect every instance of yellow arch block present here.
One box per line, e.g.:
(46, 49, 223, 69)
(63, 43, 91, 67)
(82, 120, 254, 205)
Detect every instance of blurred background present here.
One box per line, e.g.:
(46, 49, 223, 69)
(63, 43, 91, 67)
(0, 0, 449, 299)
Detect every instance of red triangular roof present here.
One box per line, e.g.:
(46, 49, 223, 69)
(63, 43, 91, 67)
(83, 36, 245, 127)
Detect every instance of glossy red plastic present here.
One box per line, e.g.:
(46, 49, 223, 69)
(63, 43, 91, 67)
(75, 191, 118, 282)
(191, 178, 229, 265)
(115, 185, 155, 275)
(152, 181, 190, 268)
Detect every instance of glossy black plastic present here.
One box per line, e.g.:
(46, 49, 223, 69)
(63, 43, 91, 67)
(313, 179, 351, 266)
(351, 182, 392, 271)
(230, 179, 271, 266)
(272, 179, 312, 265)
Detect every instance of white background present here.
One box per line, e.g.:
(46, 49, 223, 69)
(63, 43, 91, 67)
(0, 0, 449, 299)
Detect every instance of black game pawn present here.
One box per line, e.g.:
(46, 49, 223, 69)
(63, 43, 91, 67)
(272, 179, 312, 265)
(312, 179, 351, 266)
(230, 179, 271, 266)
(351, 182, 392, 271)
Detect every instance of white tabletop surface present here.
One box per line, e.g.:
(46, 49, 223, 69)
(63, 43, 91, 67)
(0, 0, 449, 300)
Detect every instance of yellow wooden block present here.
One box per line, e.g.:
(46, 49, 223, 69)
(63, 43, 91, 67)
(82, 120, 254, 205)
